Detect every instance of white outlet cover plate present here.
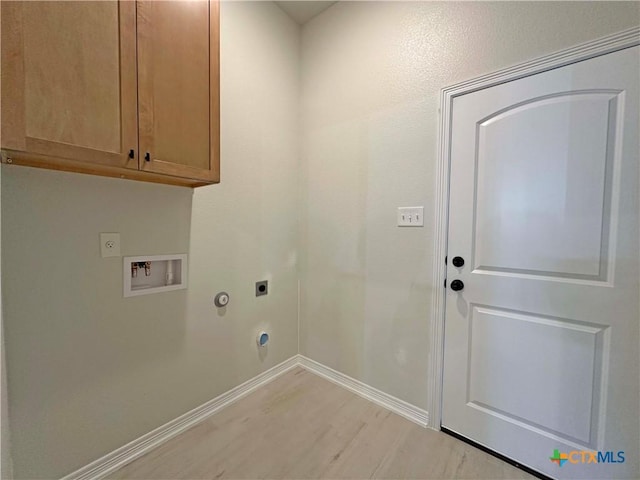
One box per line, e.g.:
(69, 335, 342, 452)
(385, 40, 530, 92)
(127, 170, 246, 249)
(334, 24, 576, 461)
(100, 232, 121, 258)
(397, 207, 424, 227)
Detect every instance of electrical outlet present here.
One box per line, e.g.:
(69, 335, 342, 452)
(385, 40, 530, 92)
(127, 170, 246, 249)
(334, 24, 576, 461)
(397, 207, 424, 227)
(255, 280, 268, 297)
(100, 233, 121, 258)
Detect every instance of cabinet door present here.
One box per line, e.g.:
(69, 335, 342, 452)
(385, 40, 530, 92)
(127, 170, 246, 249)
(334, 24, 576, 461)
(137, 0, 220, 183)
(1, 1, 138, 169)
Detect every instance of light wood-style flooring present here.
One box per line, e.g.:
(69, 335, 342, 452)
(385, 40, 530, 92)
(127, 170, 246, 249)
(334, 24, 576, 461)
(110, 367, 536, 479)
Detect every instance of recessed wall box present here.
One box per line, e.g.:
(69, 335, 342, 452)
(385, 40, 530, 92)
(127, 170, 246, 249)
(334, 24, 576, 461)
(123, 254, 187, 297)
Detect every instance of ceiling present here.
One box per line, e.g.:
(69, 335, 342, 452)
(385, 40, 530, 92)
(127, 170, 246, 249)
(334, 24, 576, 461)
(275, 1, 337, 25)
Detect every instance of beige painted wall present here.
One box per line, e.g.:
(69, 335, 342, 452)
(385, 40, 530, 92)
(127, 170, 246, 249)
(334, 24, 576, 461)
(1, 8, 13, 474)
(1, 165, 12, 479)
(299, 1, 640, 410)
(1, 1, 299, 478)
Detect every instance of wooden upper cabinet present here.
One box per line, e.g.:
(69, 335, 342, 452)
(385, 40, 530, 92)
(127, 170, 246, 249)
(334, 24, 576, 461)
(1, 1, 138, 169)
(1, 0, 220, 187)
(137, 0, 220, 183)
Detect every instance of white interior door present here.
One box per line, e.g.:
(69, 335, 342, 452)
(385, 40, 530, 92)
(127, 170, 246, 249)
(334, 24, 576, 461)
(442, 46, 639, 480)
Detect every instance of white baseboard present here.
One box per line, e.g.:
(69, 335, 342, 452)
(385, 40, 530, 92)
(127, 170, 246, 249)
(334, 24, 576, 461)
(61, 355, 300, 480)
(62, 354, 429, 480)
(297, 355, 429, 427)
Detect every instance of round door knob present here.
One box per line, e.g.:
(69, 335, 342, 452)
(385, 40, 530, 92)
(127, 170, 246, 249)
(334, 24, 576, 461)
(450, 279, 464, 291)
(452, 256, 465, 268)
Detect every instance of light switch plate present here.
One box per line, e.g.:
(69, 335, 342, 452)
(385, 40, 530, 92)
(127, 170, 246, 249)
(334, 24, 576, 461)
(397, 207, 424, 227)
(100, 232, 121, 258)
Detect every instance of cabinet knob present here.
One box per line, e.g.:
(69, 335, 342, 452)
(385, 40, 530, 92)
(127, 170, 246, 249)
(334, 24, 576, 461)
(145, 152, 151, 162)
(128, 149, 135, 159)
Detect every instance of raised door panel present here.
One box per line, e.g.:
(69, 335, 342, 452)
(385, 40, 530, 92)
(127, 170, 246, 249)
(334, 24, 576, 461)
(467, 305, 607, 447)
(474, 92, 619, 281)
(137, 0, 219, 183)
(1, 1, 138, 169)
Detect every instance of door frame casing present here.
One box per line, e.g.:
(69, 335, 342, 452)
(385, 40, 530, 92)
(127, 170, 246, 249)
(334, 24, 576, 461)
(428, 26, 640, 430)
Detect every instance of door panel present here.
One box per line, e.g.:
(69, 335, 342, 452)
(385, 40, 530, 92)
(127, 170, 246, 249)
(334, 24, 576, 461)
(24, 2, 120, 153)
(137, 0, 216, 181)
(442, 46, 639, 480)
(467, 306, 606, 446)
(475, 92, 618, 279)
(1, 1, 138, 168)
